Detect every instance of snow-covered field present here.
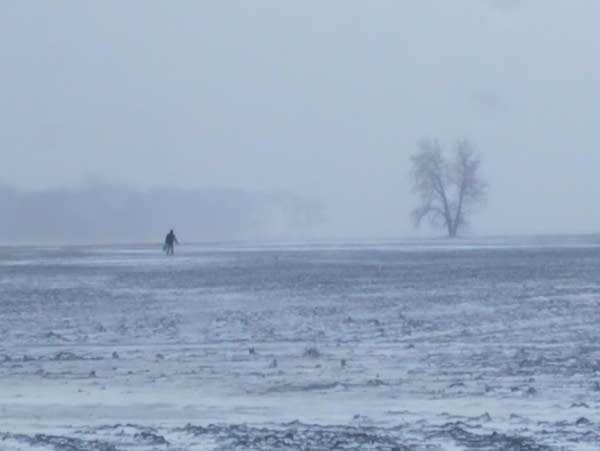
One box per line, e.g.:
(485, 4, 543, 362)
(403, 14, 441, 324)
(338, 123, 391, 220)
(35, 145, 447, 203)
(1, 238, 600, 450)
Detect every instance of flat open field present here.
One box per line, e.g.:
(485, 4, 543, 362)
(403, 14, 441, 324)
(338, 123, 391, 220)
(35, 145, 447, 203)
(1, 238, 600, 450)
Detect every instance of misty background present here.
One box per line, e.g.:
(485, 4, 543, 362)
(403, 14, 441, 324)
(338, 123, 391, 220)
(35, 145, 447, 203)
(2, 0, 600, 243)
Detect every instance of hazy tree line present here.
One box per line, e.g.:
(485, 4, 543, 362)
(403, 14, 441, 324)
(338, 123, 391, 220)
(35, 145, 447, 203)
(0, 181, 325, 244)
(0, 137, 488, 244)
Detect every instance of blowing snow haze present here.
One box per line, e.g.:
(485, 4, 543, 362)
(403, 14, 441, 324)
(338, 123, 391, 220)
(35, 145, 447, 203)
(2, 1, 600, 242)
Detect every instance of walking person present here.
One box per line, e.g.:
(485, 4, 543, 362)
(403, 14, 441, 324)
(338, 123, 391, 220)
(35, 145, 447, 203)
(164, 229, 179, 255)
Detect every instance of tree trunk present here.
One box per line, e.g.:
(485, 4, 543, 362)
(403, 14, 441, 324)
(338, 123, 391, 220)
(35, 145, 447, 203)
(447, 219, 458, 238)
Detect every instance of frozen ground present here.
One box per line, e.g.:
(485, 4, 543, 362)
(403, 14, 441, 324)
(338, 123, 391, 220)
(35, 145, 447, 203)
(2, 237, 600, 450)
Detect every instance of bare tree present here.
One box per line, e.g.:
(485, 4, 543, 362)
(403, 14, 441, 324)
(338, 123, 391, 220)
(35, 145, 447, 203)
(410, 138, 487, 238)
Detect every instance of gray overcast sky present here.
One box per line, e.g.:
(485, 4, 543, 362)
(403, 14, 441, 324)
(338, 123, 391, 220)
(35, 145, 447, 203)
(1, 0, 600, 237)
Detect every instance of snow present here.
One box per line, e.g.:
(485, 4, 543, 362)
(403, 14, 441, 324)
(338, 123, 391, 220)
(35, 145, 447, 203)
(1, 239, 599, 449)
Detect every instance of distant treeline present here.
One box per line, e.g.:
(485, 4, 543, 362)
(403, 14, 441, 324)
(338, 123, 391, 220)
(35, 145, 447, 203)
(0, 181, 325, 244)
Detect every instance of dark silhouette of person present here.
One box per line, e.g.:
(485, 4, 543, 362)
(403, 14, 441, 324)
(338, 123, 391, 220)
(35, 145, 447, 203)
(164, 229, 179, 255)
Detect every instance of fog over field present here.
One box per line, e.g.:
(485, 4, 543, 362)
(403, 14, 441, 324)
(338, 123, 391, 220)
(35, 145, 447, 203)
(4, 3, 600, 450)
(2, 1, 600, 241)
(0, 181, 324, 244)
